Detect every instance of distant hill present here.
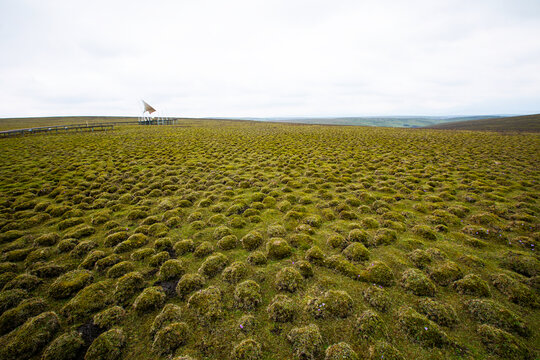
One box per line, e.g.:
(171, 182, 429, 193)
(427, 114, 540, 132)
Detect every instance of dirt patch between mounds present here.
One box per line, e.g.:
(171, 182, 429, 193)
(76, 321, 105, 360)
(155, 279, 179, 297)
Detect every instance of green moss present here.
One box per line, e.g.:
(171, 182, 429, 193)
(363, 261, 394, 286)
(222, 261, 249, 284)
(491, 273, 538, 307)
(327, 234, 348, 250)
(275, 267, 303, 292)
(407, 249, 432, 269)
(412, 225, 437, 241)
(158, 259, 186, 281)
(114, 233, 148, 253)
(477, 324, 532, 360)
(149, 251, 170, 267)
(465, 299, 530, 336)
(154, 237, 174, 252)
(348, 228, 369, 244)
(85, 328, 125, 360)
(428, 261, 463, 286)
(194, 241, 215, 258)
(267, 294, 295, 322)
(42, 330, 85, 360)
(370, 228, 397, 246)
(369, 341, 404, 360)
(70, 240, 98, 257)
(294, 259, 314, 278)
(114, 271, 145, 305)
(187, 286, 222, 321)
(64, 225, 95, 239)
(130, 248, 155, 261)
(266, 237, 293, 259)
(106, 261, 135, 278)
(57, 238, 78, 253)
(95, 254, 122, 272)
(247, 251, 267, 265)
(231, 338, 262, 360)
(217, 234, 238, 250)
(3, 273, 41, 291)
(61, 280, 111, 323)
(133, 286, 165, 313)
(0, 311, 60, 360)
(241, 231, 263, 250)
(0, 297, 47, 335)
(322, 290, 353, 318)
(198, 252, 228, 278)
(325, 342, 358, 360)
(397, 306, 451, 348)
(416, 298, 457, 327)
(305, 245, 325, 265)
(176, 273, 205, 299)
(234, 280, 262, 310)
(354, 310, 387, 340)
(174, 239, 195, 256)
(400, 268, 436, 296)
(501, 252, 539, 278)
(452, 274, 491, 297)
(287, 323, 323, 360)
(93, 306, 126, 329)
(34, 232, 60, 246)
(0, 289, 28, 315)
(152, 322, 189, 355)
(150, 303, 182, 335)
(342, 242, 369, 261)
(79, 250, 106, 269)
(49, 269, 93, 299)
(363, 285, 391, 312)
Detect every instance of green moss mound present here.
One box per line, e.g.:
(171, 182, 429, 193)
(151, 303, 182, 335)
(477, 324, 532, 360)
(152, 322, 189, 355)
(397, 307, 451, 348)
(267, 294, 295, 322)
(42, 330, 85, 360)
(198, 252, 228, 278)
(158, 259, 186, 281)
(266, 237, 293, 259)
(133, 286, 165, 313)
(0, 311, 60, 360)
(231, 338, 262, 360)
(452, 274, 491, 297)
(287, 323, 323, 360)
(0, 297, 47, 335)
(113, 271, 144, 305)
(187, 286, 222, 321)
(325, 342, 358, 360)
(416, 298, 457, 327)
(275, 267, 303, 292)
(400, 268, 436, 296)
(93, 306, 126, 329)
(176, 273, 206, 299)
(85, 328, 125, 360)
(465, 299, 530, 337)
(61, 281, 111, 323)
(354, 310, 387, 340)
(234, 280, 262, 310)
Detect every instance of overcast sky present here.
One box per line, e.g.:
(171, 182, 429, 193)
(1, 0, 539, 118)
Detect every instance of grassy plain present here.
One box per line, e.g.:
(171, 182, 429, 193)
(0, 120, 538, 360)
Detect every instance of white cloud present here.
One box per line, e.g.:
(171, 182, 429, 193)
(1, 0, 539, 117)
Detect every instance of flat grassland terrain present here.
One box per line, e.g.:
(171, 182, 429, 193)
(0, 120, 538, 360)
(428, 114, 540, 132)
